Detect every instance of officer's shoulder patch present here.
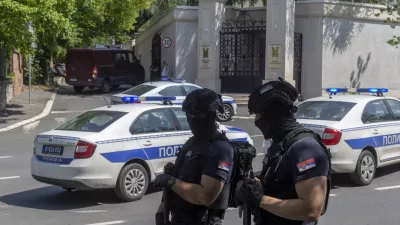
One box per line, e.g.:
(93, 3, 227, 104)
(297, 158, 316, 172)
(218, 161, 230, 172)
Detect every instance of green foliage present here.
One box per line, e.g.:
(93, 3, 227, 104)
(372, 0, 400, 47)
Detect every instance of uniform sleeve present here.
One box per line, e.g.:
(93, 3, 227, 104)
(202, 141, 234, 183)
(288, 137, 329, 183)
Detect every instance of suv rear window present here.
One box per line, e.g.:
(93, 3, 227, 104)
(295, 101, 356, 121)
(56, 111, 127, 132)
(122, 85, 156, 96)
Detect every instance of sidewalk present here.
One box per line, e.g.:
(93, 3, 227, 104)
(0, 87, 56, 130)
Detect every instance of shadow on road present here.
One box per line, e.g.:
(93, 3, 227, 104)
(375, 163, 400, 179)
(0, 185, 162, 211)
(0, 104, 25, 124)
(55, 85, 132, 97)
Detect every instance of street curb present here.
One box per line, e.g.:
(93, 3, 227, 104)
(0, 89, 58, 133)
(232, 115, 255, 119)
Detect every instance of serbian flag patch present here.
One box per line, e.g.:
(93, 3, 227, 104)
(297, 158, 316, 172)
(218, 161, 231, 172)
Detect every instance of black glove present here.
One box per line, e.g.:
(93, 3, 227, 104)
(154, 174, 175, 188)
(164, 162, 176, 175)
(235, 179, 264, 209)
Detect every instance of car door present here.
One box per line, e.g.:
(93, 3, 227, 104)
(113, 52, 129, 84)
(130, 108, 186, 175)
(361, 99, 396, 164)
(158, 85, 187, 105)
(385, 99, 400, 157)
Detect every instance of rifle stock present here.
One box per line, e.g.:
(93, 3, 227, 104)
(163, 188, 171, 224)
(243, 206, 251, 225)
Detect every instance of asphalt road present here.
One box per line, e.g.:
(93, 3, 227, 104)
(1, 86, 400, 225)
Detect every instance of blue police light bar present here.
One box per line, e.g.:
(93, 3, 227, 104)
(357, 88, 388, 93)
(121, 96, 176, 103)
(326, 88, 348, 93)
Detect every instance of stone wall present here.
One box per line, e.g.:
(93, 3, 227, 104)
(10, 52, 24, 96)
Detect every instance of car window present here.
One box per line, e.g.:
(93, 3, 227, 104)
(294, 101, 356, 121)
(130, 109, 176, 134)
(386, 99, 400, 120)
(362, 100, 393, 123)
(128, 53, 137, 63)
(172, 108, 190, 130)
(114, 52, 128, 64)
(183, 85, 199, 95)
(122, 84, 156, 96)
(56, 111, 127, 132)
(160, 86, 185, 96)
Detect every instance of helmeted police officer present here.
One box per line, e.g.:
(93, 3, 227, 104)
(154, 88, 234, 225)
(235, 78, 331, 225)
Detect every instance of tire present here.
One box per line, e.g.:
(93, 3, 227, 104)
(101, 80, 111, 93)
(350, 150, 376, 186)
(114, 163, 149, 202)
(112, 85, 120, 89)
(73, 86, 84, 93)
(216, 104, 233, 122)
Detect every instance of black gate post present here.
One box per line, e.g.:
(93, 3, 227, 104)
(293, 33, 303, 94)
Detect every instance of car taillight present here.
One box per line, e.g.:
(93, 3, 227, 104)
(322, 128, 342, 145)
(74, 140, 97, 159)
(92, 65, 97, 78)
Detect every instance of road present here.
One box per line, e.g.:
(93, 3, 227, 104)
(1, 86, 400, 225)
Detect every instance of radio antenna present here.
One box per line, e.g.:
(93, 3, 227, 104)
(103, 96, 111, 108)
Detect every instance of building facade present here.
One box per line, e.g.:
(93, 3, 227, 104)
(134, 0, 400, 100)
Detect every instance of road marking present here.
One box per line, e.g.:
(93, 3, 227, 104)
(0, 176, 20, 180)
(0, 156, 13, 159)
(0, 90, 58, 133)
(51, 110, 83, 114)
(22, 120, 40, 133)
(85, 221, 126, 225)
(250, 134, 264, 138)
(257, 153, 264, 156)
(232, 116, 255, 120)
(71, 210, 108, 213)
(329, 194, 337, 197)
(374, 185, 400, 191)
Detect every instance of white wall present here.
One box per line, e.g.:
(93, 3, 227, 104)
(175, 21, 198, 82)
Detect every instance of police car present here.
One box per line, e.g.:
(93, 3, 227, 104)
(110, 79, 237, 122)
(284, 88, 400, 186)
(31, 96, 253, 202)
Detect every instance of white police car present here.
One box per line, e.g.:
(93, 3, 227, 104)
(110, 79, 237, 122)
(286, 88, 400, 185)
(31, 96, 253, 202)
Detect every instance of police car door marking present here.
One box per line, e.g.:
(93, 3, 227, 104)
(345, 132, 400, 150)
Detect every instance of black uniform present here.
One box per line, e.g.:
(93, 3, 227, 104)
(255, 134, 330, 225)
(170, 131, 234, 225)
(237, 77, 331, 225)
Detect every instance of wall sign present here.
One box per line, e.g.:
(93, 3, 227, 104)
(161, 37, 172, 48)
(199, 45, 212, 68)
(267, 44, 283, 69)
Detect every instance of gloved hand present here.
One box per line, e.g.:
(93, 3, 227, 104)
(154, 174, 175, 188)
(164, 162, 176, 175)
(235, 179, 264, 209)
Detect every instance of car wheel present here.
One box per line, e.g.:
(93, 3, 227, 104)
(101, 80, 111, 93)
(216, 104, 233, 122)
(73, 86, 84, 93)
(350, 150, 376, 186)
(114, 163, 149, 202)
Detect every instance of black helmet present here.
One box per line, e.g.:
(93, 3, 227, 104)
(182, 88, 224, 116)
(248, 77, 298, 114)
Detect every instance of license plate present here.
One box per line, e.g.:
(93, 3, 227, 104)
(42, 145, 64, 155)
(70, 78, 77, 82)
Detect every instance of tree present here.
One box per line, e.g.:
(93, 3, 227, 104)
(373, 0, 400, 47)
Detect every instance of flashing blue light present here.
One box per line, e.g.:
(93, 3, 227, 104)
(326, 88, 347, 93)
(121, 95, 177, 103)
(161, 77, 168, 81)
(121, 96, 139, 103)
(357, 88, 388, 93)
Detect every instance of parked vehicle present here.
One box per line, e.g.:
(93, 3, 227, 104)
(65, 48, 145, 93)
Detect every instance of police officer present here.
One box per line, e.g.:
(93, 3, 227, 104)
(235, 78, 331, 225)
(154, 88, 234, 225)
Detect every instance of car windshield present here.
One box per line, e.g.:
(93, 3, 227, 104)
(294, 101, 356, 121)
(122, 84, 156, 96)
(56, 110, 127, 132)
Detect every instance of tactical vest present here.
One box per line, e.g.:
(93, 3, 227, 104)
(172, 133, 232, 212)
(256, 128, 332, 224)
